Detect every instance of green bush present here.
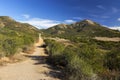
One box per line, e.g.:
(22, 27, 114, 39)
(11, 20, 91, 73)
(100, 49, 120, 80)
(45, 39, 97, 80)
(22, 35, 34, 46)
(66, 55, 94, 80)
(78, 43, 105, 73)
(45, 39, 65, 66)
(62, 46, 94, 80)
(2, 39, 18, 56)
(105, 49, 120, 71)
(0, 31, 37, 57)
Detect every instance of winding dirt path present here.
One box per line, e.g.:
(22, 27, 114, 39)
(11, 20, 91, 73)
(0, 38, 61, 80)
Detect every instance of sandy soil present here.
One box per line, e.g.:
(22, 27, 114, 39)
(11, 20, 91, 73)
(0, 38, 61, 80)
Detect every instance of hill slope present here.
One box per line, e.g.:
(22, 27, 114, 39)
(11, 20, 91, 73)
(0, 16, 39, 57)
(43, 19, 120, 80)
(43, 19, 120, 38)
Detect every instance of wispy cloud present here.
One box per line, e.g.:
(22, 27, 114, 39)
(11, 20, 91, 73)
(112, 7, 119, 13)
(91, 14, 98, 18)
(101, 16, 110, 18)
(96, 5, 105, 10)
(22, 14, 30, 19)
(73, 17, 82, 20)
(64, 19, 76, 23)
(90, 14, 110, 19)
(19, 18, 60, 29)
(118, 18, 120, 21)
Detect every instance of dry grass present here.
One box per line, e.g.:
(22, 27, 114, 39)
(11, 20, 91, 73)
(45, 37, 73, 46)
(94, 37, 120, 42)
(0, 53, 27, 66)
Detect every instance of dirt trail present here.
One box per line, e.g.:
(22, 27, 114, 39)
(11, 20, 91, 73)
(0, 37, 61, 80)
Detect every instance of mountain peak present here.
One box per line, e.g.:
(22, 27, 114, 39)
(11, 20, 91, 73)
(83, 19, 95, 25)
(54, 24, 68, 29)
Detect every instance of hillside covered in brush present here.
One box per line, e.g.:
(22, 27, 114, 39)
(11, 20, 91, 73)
(0, 16, 39, 57)
(43, 19, 120, 38)
(43, 19, 120, 80)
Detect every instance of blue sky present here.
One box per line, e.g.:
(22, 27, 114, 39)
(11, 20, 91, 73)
(0, 0, 120, 30)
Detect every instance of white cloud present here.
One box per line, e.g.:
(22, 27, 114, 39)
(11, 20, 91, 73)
(96, 5, 105, 10)
(19, 18, 60, 29)
(64, 19, 76, 23)
(22, 14, 30, 19)
(109, 26, 120, 31)
(19, 15, 77, 29)
(103, 25, 120, 31)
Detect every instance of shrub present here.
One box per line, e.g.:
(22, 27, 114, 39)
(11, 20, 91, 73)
(101, 49, 120, 79)
(105, 49, 120, 71)
(2, 39, 18, 56)
(66, 55, 94, 80)
(62, 46, 95, 80)
(22, 35, 34, 46)
(45, 40, 97, 80)
(45, 39, 65, 66)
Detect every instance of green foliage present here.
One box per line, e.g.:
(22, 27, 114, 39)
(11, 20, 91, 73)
(22, 35, 34, 46)
(78, 43, 105, 73)
(0, 16, 38, 57)
(2, 39, 18, 56)
(45, 39, 65, 66)
(42, 20, 120, 38)
(45, 39, 99, 80)
(62, 46, 94, 80)
(92, 39, 120, 50)
(66, 55, 94, 80)
(42, 19, 120, 80)
(100, 49, 120, 80)
(105, 49, 120, 71)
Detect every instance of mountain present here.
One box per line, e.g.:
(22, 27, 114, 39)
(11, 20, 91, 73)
(0, 16, 39, 57)
(42, 19, 120, 38)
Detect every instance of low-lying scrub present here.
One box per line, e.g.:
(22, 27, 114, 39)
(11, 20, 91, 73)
(0, 28, 38, 58)
(45, 38, 120, 80)
(45, 39, 102, 80)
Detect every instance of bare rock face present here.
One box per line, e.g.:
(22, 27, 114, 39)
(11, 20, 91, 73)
(85, 19, 95, 25)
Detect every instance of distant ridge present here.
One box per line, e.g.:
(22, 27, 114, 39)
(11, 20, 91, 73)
(42, 19, 120, 37)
